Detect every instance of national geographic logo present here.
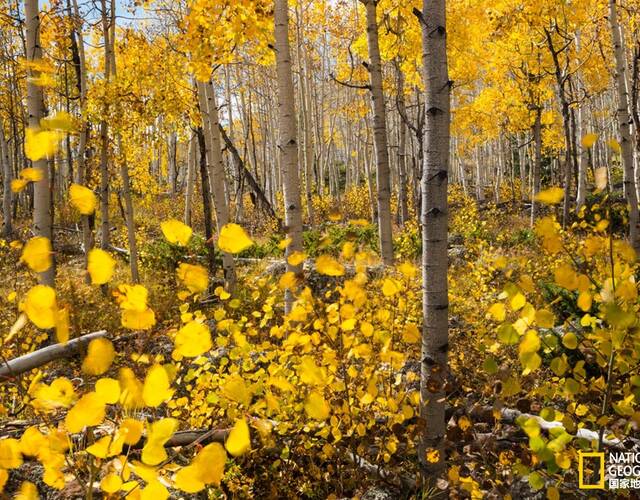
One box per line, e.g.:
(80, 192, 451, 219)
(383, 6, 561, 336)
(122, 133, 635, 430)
(579, 451, 640, 490)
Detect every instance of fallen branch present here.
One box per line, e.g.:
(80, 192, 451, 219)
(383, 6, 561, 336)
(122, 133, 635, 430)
(470, 405, 637, 450)
(0, 330, 108, 379)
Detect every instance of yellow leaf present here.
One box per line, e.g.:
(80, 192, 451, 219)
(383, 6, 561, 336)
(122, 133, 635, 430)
(304, 391, 330, 420)
(402, 323, 420, 343)
(425, 448, 440, 463)
(25, 128, 62, 161)
(86, 435, 112, 458)
(21, 237, 52, 273)
(607, 138, 621, 153)
(562, 332, 578, 349)
(173, 465, 204, 493)
(82, 338, 115, 375)
(382, 278, 399, 297)
(22, 285, 57, 329)
(20, 167, 43, 182)
(142, 418, 178, 465)
(40, 111, 75, 132)
(554, 264, 578, 290)
(0, 438, 22, 468)
(69, 184, 97, 215)
(297, 356, 325, 385)
(101, 473, 123, 494)
(581, 133, 598, 149)
(11, 178, 28, 193)
(287, 251, 306, 266)
(19, 427, 46, 457)
(519, 330, 540, 354)
(278, 237, 292, 250)
(535, 309, 555, 328)
(141, 480, 168, 500)
(118, 284, 149, 311)
(65, 392, 106, 433)
(88, 249, 116, 285)
(278, 271, 297, 290)
(142, 365, 174, 407)
(95, 378, 120, 404)
(176, 263, 208, 294)
(535, 187, 564, 205)
(173, 321, 212, 357)
(121, 308, 156, 330)
(315, 255, 344, 276)
(488, 303, 506, 321)
(222, 374, 252, 406)
(218, 223, 253, 254)
(510, 292, 526, 311)
(225, 418, 251, 456)
(119, 418, 144, 445)
(32, 377, 76, 409)
(577, 291, 592, 312)
(161, 219, 192, 246)
(458, 416, 472, 431)
(193, 442, 226, 485)
(15, 481, 39, 500)
(119, 368, 144, 409)
(55, 306, 69, 343)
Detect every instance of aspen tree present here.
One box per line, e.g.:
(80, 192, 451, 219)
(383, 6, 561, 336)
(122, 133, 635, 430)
(274, 0, 304, 313)
(26, 0, 54, 286)
(418, 0, 450, 479)
(361, 0, 393, 265)
(609, 0, 640, 254)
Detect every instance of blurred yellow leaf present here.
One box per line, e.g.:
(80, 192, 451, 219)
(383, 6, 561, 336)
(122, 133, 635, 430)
(21, 237, 52, 273)
(218, 223, 253, 254)
(69, 184, 97, 215)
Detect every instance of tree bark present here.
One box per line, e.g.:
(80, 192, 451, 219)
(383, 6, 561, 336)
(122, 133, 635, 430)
(419, 0, 450, 480)
(275, 0, 305, 313)
(530, 107, 542, 228)
(184, 132, 196, 226)
(362, 0, 394, 265)
(26, 0, 54, 286)
(197, 80, 236, 290)
(610, 0, 640, 254)
(0, 122, 12, 236)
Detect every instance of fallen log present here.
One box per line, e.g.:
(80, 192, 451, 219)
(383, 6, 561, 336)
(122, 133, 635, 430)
(0, 330, 108, 379)
(470, 405, 638, 450)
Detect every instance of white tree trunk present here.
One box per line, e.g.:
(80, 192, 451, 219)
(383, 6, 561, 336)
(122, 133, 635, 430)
(0, 122, 12, 236)
(26, 0, 54, 286)
(362, 0, 393, 264)
(419, 0, 450, 478)
(610, 0, 640, 253)
(197, 80, 236, 290)
(275, 0, 304, 313)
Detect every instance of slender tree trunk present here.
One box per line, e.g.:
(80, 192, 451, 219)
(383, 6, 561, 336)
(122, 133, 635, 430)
(98, 0, 112, 249)
(395, 62, 409, 224)
(26, 0, 54, 286)
(0, 122, 12, 236)
(118, 145, 139, 283)
(610, 0, 640, 254)
(362, 0, 393, 264)
(531, 107, 542, 227)
(196, 127, 215, 273)
(184, 132, 196, 226)
(197, 80, 236, 290)
(71, 0, 93, 278)
(419, 0, 450, 479)
(275, 0, 304, 313)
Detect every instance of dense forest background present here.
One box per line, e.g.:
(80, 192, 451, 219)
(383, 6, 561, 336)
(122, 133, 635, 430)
(0, 0, 639, 498)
